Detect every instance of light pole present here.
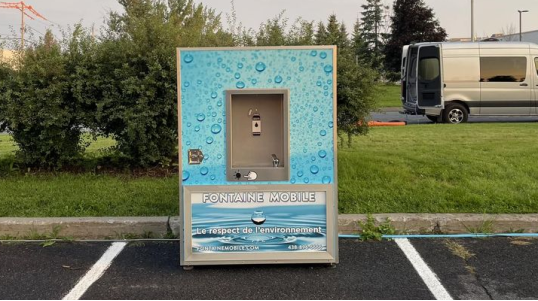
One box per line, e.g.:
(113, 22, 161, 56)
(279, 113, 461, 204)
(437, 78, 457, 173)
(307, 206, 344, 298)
(471, 0, 475, 42)
(518, 10, 529, 41)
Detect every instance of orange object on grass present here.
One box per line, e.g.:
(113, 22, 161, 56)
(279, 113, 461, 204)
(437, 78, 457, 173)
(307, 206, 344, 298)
(366, 121, 406, 127)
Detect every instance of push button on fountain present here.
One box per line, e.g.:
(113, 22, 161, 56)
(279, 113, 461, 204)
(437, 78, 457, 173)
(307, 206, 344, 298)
(244, 171, 257, 181)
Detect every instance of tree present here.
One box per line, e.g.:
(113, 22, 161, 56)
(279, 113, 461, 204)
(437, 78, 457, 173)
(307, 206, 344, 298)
(255, 11, 288, 46)
(384, 0, 447, 78)
(501, 23, 517, 41)
(359, 0, 390, 70)
(287, 18, 315, 46)
(314, 21, 327, 45)
(0, 28, 92, 168)
(317, 15, 348, 49)
(251, 12, 378, 146)
(314, 15, 377, 145)
(352, 18, 369, 65)
(84, 0, 234, 166)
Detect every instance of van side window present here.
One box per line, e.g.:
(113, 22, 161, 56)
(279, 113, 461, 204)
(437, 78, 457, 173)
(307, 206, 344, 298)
(480, 57, 527, 82)
(418, 57, 440, 81)
(535, 57, 538, 76)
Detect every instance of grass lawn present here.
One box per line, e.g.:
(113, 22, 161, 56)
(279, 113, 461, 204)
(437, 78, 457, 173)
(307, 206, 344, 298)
(0, 133, 116, 156)
(1, 123, 538, 216)
(375, 84, 401, 108)
(0, 133, 15, 157)
(0, 174, 178, 217)
(339, 123, 538, 213)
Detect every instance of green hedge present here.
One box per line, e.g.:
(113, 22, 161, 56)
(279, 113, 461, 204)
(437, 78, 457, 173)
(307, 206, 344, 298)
(0, 0, 377, 169)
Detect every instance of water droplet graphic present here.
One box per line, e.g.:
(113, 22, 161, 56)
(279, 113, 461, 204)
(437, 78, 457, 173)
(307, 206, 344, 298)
(197, 113, 205, 122)
(206, 137, 213, 144)
(313, 106, 318, 112)
(183, 54, 193, 63)
(297, 171, 304, 177)
(186, 141, 191, 146)
(304, 177, 310, 183)
(251, 211, 267, 225)
(234, 72, 241, 79)
(216, 72, 221, 77)
(211, 124, 222, 134)
(217, 101, 222, 107)
(186, 122, 191, 127)
(217, 154, 222, 159)
(328, 121, 334, 128)
(184, 81, 190, 87)
(322, 176, 331, 184)
(236, 81, 245, 89)
(324, 65, 333, 73)
(210, 175, 216, 180)
(299, 66, 305, 72)
(318, 142, 322, 146)
(197, 80, 202, 85)
(320, 52, 327, 59)
(200, 167, 209, 175)
(237, 63, 243, 69)
(317, 80, 322, 86)
(311, 156, 316, 161)
(211, 92, 217, 99)
(182, 171, 190, 181)
(310, 50, 317, 57)
(274, 75, 283, 84)
(255, 62, 266, 72)
(291, 57, 297, 62)
(211, 112, 217, 117)
(318, 150, 327, 158)
(320, 130, 327, 136)
(194, 126, 200, 132)
(251, 78, 257, 85)
(310, 165, 319, 174)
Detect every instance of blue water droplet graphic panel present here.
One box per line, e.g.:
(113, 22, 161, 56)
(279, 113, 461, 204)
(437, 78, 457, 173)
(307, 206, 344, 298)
(180, 48, 335, 186)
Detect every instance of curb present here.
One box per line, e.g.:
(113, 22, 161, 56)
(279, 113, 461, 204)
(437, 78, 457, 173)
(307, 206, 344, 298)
(1, 214, 538, 239)
(0, 217, 169, 239)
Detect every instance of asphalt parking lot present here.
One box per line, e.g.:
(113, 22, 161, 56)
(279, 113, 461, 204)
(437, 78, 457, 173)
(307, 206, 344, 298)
(1, 238, 537, 300)
(370, 109, 538, 125)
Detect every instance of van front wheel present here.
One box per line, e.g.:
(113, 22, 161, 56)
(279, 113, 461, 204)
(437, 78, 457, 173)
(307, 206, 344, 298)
(443, 103, 468, 124)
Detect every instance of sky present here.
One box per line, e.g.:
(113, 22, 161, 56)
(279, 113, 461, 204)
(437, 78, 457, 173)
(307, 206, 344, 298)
(1, 0, 538, 45)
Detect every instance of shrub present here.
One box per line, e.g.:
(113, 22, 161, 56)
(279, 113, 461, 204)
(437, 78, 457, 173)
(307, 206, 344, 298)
(0, 31, 90, 168)
(83, 0, 234, 167)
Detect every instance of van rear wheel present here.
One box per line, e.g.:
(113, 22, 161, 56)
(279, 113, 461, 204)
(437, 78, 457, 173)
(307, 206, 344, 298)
(443, 103, 468, 124)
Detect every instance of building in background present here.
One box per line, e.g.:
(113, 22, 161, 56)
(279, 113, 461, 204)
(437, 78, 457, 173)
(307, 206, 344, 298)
(447, 30, 538, 44)
(0, 49, 15, 64)
(498, 29, 538, 43)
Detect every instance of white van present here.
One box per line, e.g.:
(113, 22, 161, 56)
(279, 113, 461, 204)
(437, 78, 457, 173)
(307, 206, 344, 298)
(401, 42, 538, 123)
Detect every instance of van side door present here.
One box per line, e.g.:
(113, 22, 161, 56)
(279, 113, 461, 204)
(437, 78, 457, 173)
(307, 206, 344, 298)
(417, 45, 443, 109)
(479, 54, 531, 115)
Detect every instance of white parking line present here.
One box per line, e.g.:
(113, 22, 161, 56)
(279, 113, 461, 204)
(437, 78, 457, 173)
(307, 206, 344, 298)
(395, 238, 453, 300)
(63, 242, 127, 300)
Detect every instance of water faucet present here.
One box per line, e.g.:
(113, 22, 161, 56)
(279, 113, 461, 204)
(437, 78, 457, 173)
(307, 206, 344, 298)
(271, 154, 280, 167)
